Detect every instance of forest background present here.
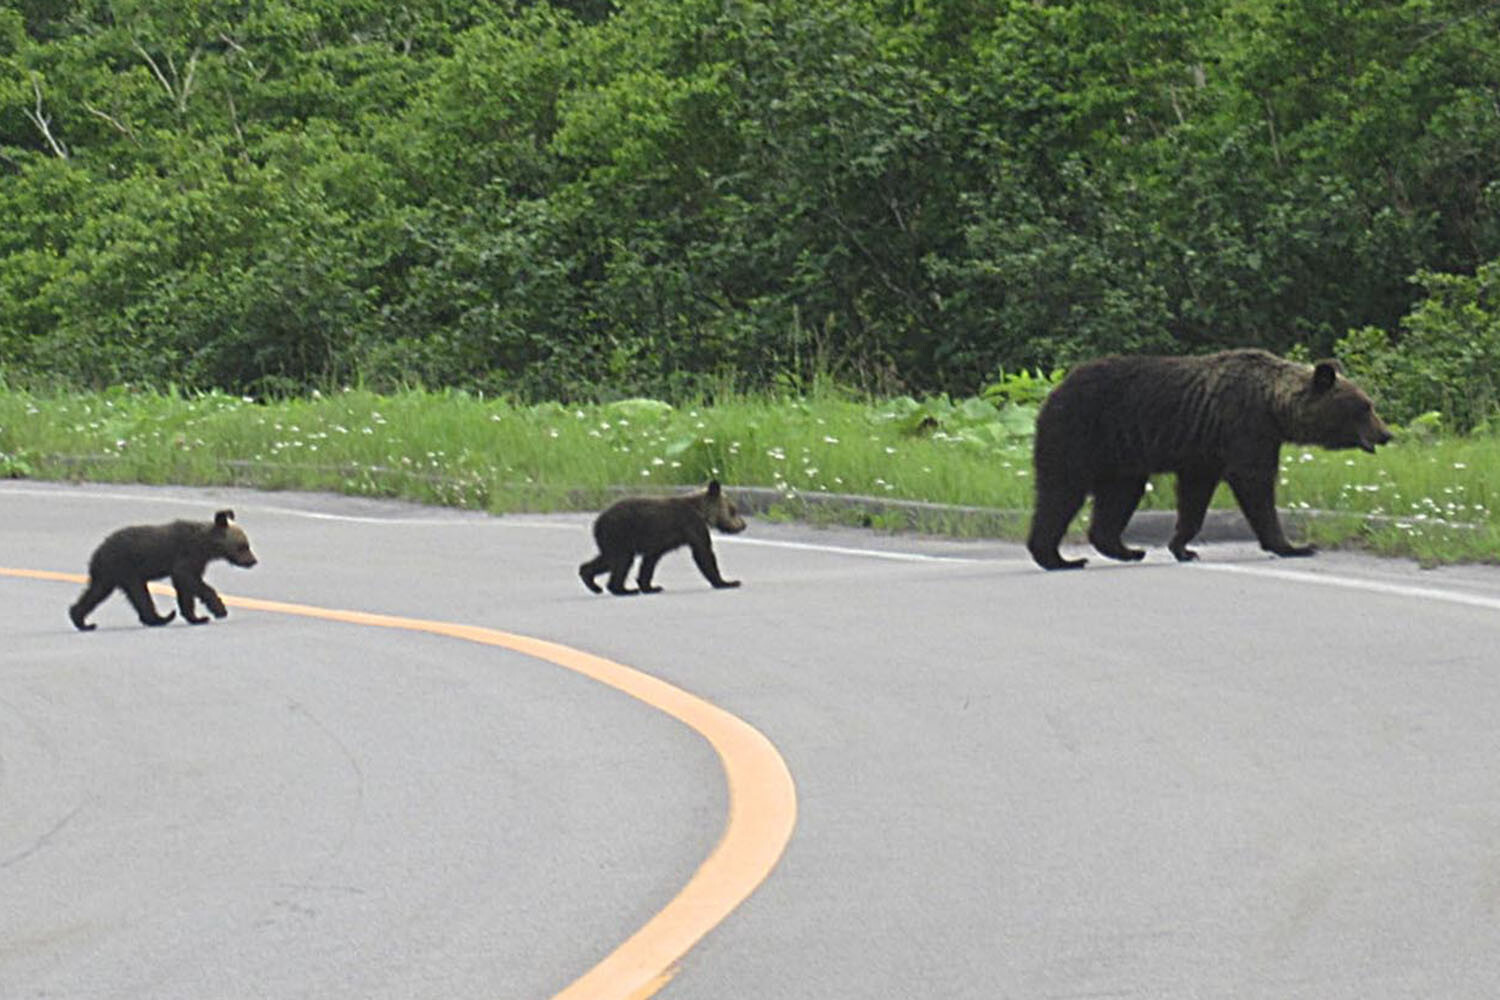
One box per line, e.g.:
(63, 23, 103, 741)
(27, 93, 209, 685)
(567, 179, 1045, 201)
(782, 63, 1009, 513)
(3, 0, 1500, 430)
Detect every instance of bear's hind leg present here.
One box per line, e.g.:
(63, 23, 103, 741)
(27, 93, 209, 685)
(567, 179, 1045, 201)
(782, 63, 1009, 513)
(605, 553, 639, 595)
(636, 550, 667, 594)
(1027, 480, 1089, 570)
(1169, 468, 1220, 561)
(122, 579, 176, 626)
(1087, 476, 1148, 562)
(579, 553, 608, 593)
(69, 579, 113, 631)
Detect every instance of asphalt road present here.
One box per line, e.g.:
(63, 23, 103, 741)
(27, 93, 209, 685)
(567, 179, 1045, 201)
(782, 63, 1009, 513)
(3, 481, 1500, 1000)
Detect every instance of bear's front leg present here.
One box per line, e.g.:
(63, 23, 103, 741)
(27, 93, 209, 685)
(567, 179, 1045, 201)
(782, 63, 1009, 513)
(171, 571, 211, 624)
(1224, 468, 1315, 558)
(123, 579, 176, 626)
(688, 535, 739, 589)
(200, 582, 229, 619)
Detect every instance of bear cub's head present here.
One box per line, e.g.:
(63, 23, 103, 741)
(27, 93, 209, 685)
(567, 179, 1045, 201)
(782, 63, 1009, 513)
(699, 480, 747, 535)
(1296, 361, 1393, 454)
(212, 509, 259, 567)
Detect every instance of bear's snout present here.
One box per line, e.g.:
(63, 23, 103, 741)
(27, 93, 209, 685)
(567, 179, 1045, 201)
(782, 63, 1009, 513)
(1359, 419, 1393, 453)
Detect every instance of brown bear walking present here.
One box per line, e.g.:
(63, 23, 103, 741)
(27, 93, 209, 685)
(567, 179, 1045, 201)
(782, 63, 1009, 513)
(579, 480, 746, 595)
(1026, 349, 1391, 570)
(70, 509, 259, 630)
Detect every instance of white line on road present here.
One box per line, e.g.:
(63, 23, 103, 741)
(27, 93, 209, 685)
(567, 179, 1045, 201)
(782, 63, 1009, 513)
(1199, 562, 1500, 614)
(8, 482, 1499, 604)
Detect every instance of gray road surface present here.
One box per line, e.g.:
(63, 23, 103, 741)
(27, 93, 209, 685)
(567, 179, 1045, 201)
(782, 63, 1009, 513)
(3, 481, 1499, 1000)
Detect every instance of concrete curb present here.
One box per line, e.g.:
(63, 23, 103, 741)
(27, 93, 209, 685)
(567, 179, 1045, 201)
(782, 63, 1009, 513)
(725, 487, 1266, 544)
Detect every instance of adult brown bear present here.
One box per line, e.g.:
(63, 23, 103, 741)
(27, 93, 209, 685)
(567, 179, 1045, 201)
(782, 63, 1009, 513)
(1026, 349, 1391, 570)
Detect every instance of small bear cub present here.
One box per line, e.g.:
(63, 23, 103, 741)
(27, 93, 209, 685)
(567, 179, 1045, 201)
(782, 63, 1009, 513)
(580, 480, 746, 595)
(70, 509, 258, 631)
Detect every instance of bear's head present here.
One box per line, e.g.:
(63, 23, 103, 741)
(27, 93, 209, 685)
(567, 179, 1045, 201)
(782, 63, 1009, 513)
(212, 509, 259, 567)
(701, 480, 747, 535)
(1292, 361, 1393, 453)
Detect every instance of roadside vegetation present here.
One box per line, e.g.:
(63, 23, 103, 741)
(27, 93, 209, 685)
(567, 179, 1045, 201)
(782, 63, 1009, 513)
(3, 2, 1499, 563)
(4, 379, 1498, 565)
(4, 2, 1500, 401)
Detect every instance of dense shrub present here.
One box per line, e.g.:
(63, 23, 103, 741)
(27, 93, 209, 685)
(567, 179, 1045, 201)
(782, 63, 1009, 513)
(1337, 261, 1500, 433)
(2, 1, 1498, 404)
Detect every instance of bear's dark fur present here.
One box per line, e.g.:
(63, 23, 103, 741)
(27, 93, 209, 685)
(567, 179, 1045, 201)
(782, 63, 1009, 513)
(1026, 349, 1391, 569)
(70, 509, 258, 630)
(580, 480, 747, 595)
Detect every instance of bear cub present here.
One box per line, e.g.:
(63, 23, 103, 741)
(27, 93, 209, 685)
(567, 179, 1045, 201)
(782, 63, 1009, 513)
(70, 509, 258, 630)
(580, 480, 746, 595)
(1027, 349, 1392, 569)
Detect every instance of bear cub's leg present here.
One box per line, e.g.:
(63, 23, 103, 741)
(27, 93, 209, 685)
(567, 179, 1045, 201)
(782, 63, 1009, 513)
(687, 529, 740, 589)
(636, 550, 667, 593)
(172, 569, 227, 624)
(579, 546, 641, 595)
(605, 551, 638, 595)
(578, 554, 608, 594)
(122, 578, 177, 627)
(69, 580, 114, 632)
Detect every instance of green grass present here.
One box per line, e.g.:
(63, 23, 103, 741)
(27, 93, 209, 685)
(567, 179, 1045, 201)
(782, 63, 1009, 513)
(2, 386, 1497, 564)
(0, 387, 1042, 510)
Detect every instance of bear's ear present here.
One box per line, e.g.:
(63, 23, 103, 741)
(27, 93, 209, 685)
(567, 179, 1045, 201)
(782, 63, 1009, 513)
(213, 509, 235, 530)
(706, 480, 722, 498)
(1312, 361, 1340, 394)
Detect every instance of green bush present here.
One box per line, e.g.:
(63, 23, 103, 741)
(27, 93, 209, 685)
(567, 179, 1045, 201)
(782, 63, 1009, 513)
(3, 1, 1499, 402)
(1337, 261, 1500, 432)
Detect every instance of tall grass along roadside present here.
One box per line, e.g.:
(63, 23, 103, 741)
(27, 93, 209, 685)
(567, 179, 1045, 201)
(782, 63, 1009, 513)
(1, 386, 1496, 565)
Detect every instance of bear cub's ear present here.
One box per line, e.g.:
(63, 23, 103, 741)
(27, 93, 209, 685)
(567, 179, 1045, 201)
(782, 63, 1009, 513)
(214, 509, 235, 529)
(1312, 361, 1341, 393)
(706, 480, 722, 497)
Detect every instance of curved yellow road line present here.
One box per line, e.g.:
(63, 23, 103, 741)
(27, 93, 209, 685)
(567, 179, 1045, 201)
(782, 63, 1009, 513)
(1, 567, 798, 1000)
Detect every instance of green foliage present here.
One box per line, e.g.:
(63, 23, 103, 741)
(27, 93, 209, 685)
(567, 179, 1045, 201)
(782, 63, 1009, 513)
(6, 385, 1500, 563)
(1336, 260, 1500, 432)
(0, 448, 34, 478)
(872, 392, 1039, 451)
(980, 367, 1063, 409)
(1, 0, 1499, 405)
(0, 385, 1045, 511)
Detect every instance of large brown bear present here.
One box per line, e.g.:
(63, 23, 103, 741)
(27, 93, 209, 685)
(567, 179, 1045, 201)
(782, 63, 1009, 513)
(579, 480, 747, 595)
(1026, 349, 1391, 570)
(70, 509, 258, 630)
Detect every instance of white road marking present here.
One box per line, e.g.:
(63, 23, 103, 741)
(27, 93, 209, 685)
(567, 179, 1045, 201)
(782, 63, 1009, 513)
(0, 484, 984, 561)
(0, 483, 486, 526)
(720, 536, 982, 563)
(8, 482, 1500, 604)
(1199, 562, 1500, 614)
